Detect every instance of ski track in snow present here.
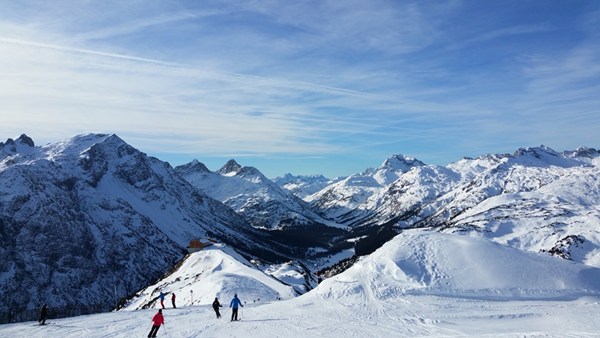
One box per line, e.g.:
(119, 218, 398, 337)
(3, 296, 600, 337)
(3, 229, 600, 337)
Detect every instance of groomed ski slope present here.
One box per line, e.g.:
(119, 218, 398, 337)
(3, 229, 600, 337)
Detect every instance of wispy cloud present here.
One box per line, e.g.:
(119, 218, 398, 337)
(0, 33, 400, 157)
(0, 1, 598, 176)
(0, 37, 176, 66)
(72, 10, 224, 43)
(464, 24, 554, 46)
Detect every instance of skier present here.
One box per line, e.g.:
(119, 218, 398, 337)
(38, 304, 48, 325)
(229, 293, 243, 321)
(147, 309, 164, 338)
(212, 297, 223, 318)
(171, 293, 176, 309)
(159, 292, 165, 309)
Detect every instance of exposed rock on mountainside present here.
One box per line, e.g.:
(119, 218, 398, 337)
(0, 134, 286, 319)
(175, 159, 348, 258)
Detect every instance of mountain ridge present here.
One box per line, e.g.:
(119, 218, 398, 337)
(0, 133, 291, 319)
(2, 133, 600, 325)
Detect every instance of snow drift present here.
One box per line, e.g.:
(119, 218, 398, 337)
(314, 229, 600, 302)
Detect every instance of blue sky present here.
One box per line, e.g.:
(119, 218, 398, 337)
(1, 1, 599, 178)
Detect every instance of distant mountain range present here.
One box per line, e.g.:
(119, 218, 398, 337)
(272, 173, 344, 199)
(300, 145, 600, 269)
(1, 133, 599, 323)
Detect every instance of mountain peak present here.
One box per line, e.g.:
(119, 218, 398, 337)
(237, 166, 264, 178)
(511, 145, 582, 168)
(274, 173, 329, 184)
(513, 145, 560, 159)
(2, 133, 35, 146)
(59, 133, 132, 159)
(175, 159, 210, 174)
(0, 133, 35, 155)
(16, 134, 35, 147)
(369, 154, 425, 186)
(564, 147, 600, 159)
(273, 173, 339, 199)
(380, 154, 424, 171)
(219, 159, 242, 175)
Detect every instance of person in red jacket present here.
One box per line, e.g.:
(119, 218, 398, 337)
(148, 309, 164, 338)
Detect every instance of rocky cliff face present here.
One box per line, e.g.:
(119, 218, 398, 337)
(0, 134, 284, 317)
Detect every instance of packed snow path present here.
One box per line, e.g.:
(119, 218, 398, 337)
(1, 295, 600, 337)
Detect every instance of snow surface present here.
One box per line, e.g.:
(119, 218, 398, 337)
(125, 243, 299, 310)
(272, 173, 344, 199)
(3, 229, 600, 337)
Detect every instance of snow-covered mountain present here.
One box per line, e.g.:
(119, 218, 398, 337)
(175, 159, 348, 258)
(177, 159, 338, 230)
(306, 145, 600, 269)
(412, 146, 600, 267)
(273, 173, 344, 199)
(308, 154, 424, 225)
(0, 134, 288, 320)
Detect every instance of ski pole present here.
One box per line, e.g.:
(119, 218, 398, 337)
(162, 323, 167, 334)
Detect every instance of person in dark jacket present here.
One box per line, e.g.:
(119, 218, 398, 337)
(171, 293, 176, 309)
(212, 297, 223, 318)
(229, 294, 243, 321)
(159, 292, 165, 309)
(148, 309, 164, 338)
(38, 304, 48, 325)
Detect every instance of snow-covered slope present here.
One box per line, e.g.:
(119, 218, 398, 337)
(124, 243, 300, 311)
(306, 146, 600, 270)
(409, 146, 600, 267)
(3, 229, 600, 337)
(176, 159, 341, 230)
(273, 173, 344, 199)
(0, 134, 285, 319)
(316, 229, 600, 300)
(368, 164, 461, 226)
(308, 154, 424, 225)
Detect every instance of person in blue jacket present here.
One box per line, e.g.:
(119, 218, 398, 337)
(159, 292, 165, 309)
(229, 294, 243, 321)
